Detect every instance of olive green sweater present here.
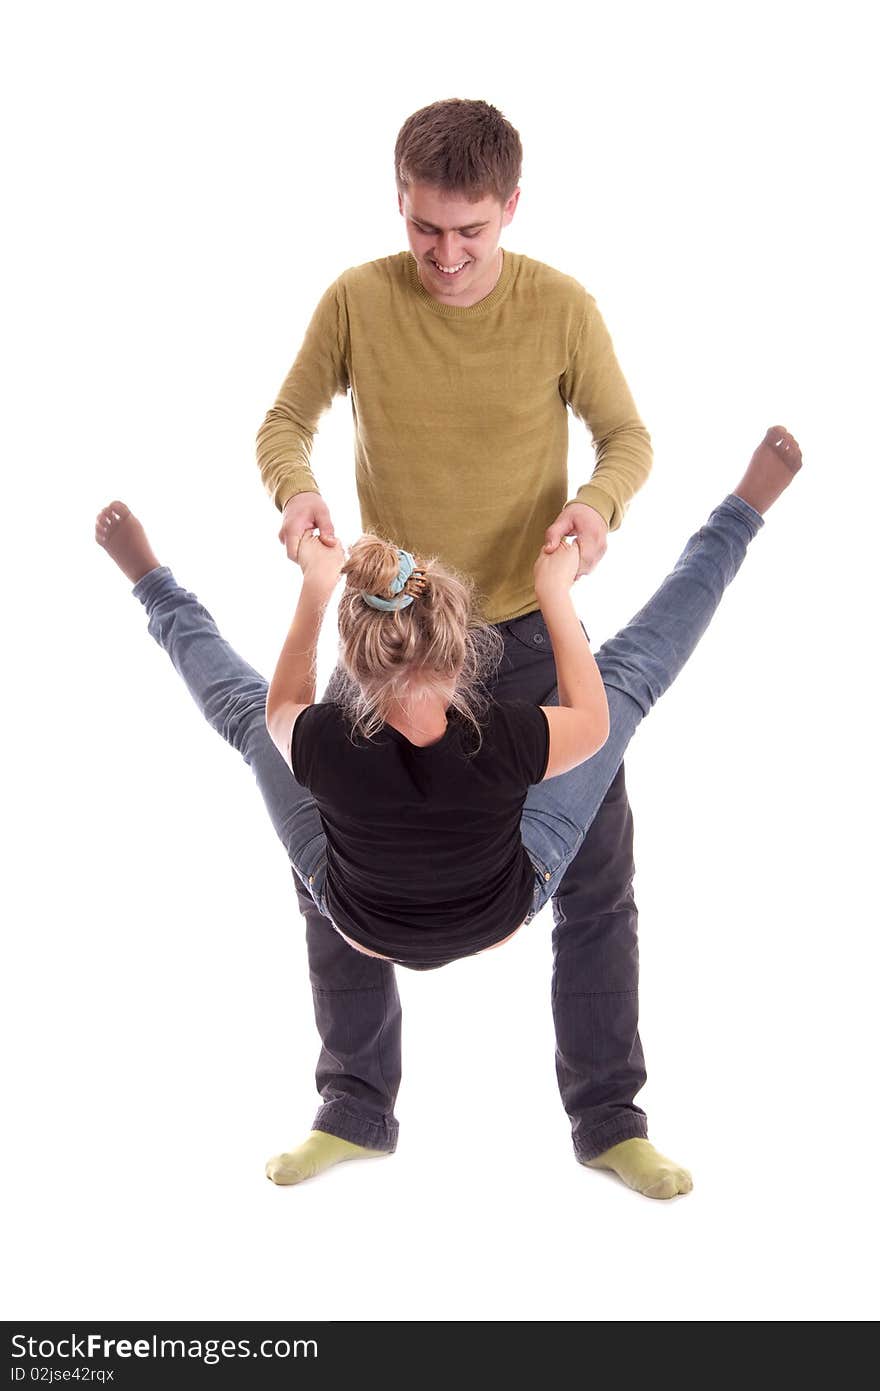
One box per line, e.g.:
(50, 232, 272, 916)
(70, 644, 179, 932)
(257, 250, 652, 623)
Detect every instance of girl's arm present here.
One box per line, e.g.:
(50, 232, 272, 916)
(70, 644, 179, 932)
(534, 541, 610, 780)
(266, 535, 345, 772)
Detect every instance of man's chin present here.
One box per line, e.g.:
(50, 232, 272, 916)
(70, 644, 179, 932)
(427, 260, 474, 286)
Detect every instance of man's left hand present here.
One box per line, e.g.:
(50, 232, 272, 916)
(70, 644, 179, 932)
(542, 503, 608, 578)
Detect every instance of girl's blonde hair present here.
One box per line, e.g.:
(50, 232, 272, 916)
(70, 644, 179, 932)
(336, 534, 503, 751)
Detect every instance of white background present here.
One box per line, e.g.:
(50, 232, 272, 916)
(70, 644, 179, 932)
(3, 0, 878, 1323)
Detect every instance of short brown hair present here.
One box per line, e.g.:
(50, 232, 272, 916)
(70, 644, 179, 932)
(394, 99, 522, 204)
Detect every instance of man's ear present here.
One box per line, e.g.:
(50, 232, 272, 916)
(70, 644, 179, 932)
(502, 187, 521, 227)
(397, 191, 404, 217)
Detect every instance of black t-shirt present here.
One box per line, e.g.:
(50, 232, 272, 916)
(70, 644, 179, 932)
(291, 699, 551, 966)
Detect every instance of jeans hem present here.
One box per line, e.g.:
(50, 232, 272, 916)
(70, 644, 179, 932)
(132, 564, 175, 608)
(574, 1113, 649, 1163)
(312, 1104, 399, 1154)
(721, 491, 764, 533)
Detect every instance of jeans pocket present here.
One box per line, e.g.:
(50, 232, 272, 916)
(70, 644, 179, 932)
(504, 610, 554, 656)
(503, 611, 592, 653)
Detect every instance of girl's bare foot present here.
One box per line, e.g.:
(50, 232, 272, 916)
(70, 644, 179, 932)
(95, 502, 161, 584)
(734, 426, 803, 515)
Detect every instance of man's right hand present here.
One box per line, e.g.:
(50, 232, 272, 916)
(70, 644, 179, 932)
(278, 491, 337, 561)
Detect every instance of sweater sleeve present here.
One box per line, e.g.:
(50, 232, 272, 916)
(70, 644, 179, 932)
(560, 293, 653, 530)
(256, 278, 351, 511)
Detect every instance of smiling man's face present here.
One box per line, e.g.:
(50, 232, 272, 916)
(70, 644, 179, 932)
(399, 182, 520, 308)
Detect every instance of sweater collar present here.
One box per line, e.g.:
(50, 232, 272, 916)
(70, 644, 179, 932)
(404, 249, 515, 318)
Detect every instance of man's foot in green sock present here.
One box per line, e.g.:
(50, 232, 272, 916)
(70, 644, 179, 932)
(582, 1137, 693, 1200)
(265, 1130, 388, 1186)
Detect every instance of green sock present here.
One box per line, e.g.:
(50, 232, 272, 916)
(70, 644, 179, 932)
(265, 1130, 388, 1186)
(583, 1138, 693, 1200)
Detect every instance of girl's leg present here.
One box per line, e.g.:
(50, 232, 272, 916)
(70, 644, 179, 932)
(522, 422, 802, 897)
(132, 563, 328, 897)
(521, 492, 763, 914)
(96, 506, 315, 871)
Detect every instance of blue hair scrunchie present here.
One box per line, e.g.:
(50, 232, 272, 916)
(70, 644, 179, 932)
(362, 549, 418, 611)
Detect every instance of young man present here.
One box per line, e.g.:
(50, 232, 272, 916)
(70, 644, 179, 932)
(256, 99, 691, 1200)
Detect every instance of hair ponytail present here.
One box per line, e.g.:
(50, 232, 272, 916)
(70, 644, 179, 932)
(336, 534, 502, 750)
